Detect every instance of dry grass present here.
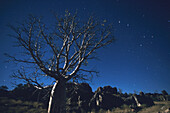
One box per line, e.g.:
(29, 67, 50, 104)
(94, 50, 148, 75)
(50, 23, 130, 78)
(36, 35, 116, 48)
(88, 101, 170, 113)
(138, 101, 170, 113)
(0, 96, 169, 113)
(0, 97, 47, 113)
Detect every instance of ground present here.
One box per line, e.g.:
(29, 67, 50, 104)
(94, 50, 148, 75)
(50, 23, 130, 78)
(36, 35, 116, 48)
(0, 97, 169, 113)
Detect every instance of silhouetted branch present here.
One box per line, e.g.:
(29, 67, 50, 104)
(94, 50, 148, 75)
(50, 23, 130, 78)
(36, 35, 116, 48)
(8, 11, 114, 84)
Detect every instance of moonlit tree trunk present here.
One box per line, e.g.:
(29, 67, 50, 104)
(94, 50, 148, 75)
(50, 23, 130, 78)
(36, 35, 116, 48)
(48, 79, 66, 113)
(7, 10, 114, 113)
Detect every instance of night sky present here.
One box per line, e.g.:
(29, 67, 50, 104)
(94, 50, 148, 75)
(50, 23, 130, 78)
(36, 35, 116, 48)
(0, 0, 170, 93)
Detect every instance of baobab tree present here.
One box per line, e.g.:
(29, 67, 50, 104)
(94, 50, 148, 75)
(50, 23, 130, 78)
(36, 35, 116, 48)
(6, 11, 114, 113)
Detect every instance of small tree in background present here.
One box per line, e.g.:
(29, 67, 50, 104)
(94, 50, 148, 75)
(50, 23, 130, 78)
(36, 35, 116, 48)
(6, 10, 114, 113)
(162, 90, 168, 95)
(118, 88, 122, 94)
(139, 91, 144, 96)
(0, 85, 8, 91)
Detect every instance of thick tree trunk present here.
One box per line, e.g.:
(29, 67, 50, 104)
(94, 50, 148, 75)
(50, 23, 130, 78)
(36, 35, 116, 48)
(48, 79, 66, 113)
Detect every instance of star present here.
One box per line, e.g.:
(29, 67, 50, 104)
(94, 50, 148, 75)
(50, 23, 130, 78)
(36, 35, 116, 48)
(151, 35, 154, 38)
(142, 14, 145, 18)
(139, 44, 143, 47)
(127, 24, 130, 27)
(143, 35, 146, 38)
(146, 66, 149, 70)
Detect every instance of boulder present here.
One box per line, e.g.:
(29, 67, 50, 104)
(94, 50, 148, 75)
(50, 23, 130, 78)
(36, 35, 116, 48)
(135, 95, 154, 107)
(102, 86, 117, 94)
(96, 87, 103, 93)
(124, 96, 137, 106)
(66, 83, 93, 112)
(89, 90, 124, 110)
(124, 95, 154, 107)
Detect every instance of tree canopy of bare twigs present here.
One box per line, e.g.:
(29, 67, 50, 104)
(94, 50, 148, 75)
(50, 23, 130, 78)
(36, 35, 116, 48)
(6, 10, 114, 89)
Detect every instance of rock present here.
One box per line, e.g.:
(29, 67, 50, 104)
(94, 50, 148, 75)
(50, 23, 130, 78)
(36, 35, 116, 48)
(66, 83, 93, 112)
(124, 95, 154, 107)
(89, 91, 102, 109)
(136, 95, 154, 107)
(124, 96, 137, 107)
(89, 90, 124, 110)
(1, 82, 157, 112)
(162, 90, 168, 95)
(96, 87, 103, 93)
(165, 108, 170, 113)
(102, 86, 117, 94)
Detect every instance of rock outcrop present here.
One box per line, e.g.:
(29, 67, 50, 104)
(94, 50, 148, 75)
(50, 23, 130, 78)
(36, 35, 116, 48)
(66, 83, 93, 112)
(124, 95, 154, 107)
(0, 83, 159, 112)
(89, 86, 123, 110)
(89, 91, 124, 110)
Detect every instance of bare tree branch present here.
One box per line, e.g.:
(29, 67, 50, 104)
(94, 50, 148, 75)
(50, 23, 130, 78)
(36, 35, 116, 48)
(7, 11, 114, 84)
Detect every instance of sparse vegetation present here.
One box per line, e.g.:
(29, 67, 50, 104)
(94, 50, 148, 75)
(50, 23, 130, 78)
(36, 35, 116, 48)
(0, 84, 169, 113)
(0, 97, 47, 113)
(138, 101, 170, 113)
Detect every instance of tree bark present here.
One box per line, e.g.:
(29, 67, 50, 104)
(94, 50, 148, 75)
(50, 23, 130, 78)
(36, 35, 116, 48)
(48, 79, 66, 113)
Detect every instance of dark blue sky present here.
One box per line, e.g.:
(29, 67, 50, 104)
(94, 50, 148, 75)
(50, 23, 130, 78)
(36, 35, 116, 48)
(0, 0, 170, 93)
